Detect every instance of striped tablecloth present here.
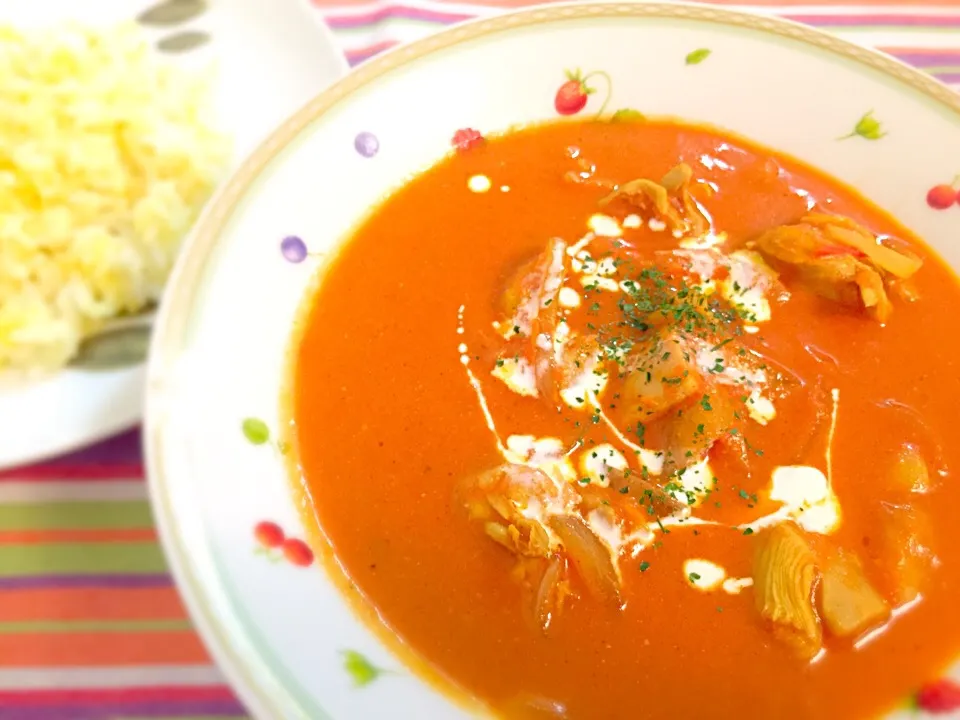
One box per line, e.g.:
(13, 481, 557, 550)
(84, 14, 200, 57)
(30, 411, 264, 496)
(2, 2, 958, 718)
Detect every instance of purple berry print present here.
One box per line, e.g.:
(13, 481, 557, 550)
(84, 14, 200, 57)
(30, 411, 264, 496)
(280, 235, 308, 263)
(354, 131, 379, 158)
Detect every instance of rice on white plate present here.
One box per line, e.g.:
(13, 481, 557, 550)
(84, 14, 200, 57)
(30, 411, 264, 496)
(0, 23, 230, 372)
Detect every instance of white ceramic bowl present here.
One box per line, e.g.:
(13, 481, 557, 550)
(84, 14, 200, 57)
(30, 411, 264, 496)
(145, 3, 960, 718)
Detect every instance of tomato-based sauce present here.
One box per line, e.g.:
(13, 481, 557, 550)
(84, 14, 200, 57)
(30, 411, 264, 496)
(292, 120, 960, 719)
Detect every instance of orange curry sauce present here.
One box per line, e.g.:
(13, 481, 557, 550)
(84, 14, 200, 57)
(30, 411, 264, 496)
(292, 120, 960, 719)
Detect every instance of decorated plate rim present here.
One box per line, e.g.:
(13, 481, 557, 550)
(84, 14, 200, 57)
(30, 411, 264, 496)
(143, 3, 960, 718)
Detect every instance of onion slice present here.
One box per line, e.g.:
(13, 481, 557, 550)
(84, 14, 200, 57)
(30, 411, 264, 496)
(532, 555, 565, 632)
(548, 515, 621, 604)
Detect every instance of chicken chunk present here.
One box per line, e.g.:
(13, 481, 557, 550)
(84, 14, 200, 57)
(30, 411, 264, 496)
(752, 213, 921, 322)
(620, 335, 704, 424)
(820, 549, 890, 638)
(877, 501, 936, 607)
(461, 464, 566, 558)
(601, 163, 710, 237)
(752, 523, 822, 660)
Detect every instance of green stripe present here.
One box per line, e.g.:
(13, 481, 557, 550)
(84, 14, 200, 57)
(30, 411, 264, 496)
(0, 618, 192, 633)
(0, 542, 167, 576)
(0, 501, 152, 530)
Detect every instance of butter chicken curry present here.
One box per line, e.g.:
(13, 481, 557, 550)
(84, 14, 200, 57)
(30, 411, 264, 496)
(291, 119, 960, 719)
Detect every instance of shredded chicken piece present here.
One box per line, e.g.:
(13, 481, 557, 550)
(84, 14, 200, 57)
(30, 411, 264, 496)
(804, 214, 922, 278)
(501, 238, 567, 339)
(461, 463, 621, 629)
(601, 163, 709, 236)
(498, 239, 578, 402)
(802, 254, 892, 322)
(752, 214, 922, 322)
(462, 464, 565, 558)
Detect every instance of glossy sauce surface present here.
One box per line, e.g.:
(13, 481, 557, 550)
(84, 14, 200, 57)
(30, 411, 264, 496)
(293, 121, 960, 719)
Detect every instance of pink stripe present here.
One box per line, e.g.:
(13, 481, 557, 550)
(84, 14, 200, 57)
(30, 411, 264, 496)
(882, 48, 960, 65)
(0, 686, 238, 706)
(319, 4, 960, 30)
(782, 12, 960, 27)
(345, 39, 400, 65)
(0, 574, 171, 590)
(0, 703, 244, 720)
(323, 3, 477, 28)
(341, 42, 960, 75)
(0, 464, 143, 481)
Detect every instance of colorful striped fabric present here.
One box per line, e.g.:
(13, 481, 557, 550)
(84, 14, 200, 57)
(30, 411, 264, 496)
(0, 430, 247, 719)
(321, 2, 960, 87)
(3, 1, 957, 717)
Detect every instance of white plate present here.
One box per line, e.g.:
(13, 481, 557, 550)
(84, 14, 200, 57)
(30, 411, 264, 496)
(0, 0, 347, 470)
(146, 3, 960, 719)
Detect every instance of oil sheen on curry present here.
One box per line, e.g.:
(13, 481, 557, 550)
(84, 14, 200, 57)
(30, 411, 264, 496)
(291, 119, 960, 719)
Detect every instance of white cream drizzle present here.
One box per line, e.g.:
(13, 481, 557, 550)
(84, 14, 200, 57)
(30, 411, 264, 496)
(462, 363, 507, 457)
(566, 232, 594, 258)
(678, 231, 727, 250)
(559, 361, 608, 410)
(558, 286, 581, 308)
(684, 558, 726, 591)
(491, 356, 538, 397)
(767, 465, 841, 534)
(504, 239, 566, 339)
(586, 507, 627, 552)
(676, 459, 714, 506)
(580, 443, 628, 488)
(458, 304, 508, 457)
(747, 388, 777, 425)
(581, 275, 619, 292)
(587, 390, 664, 473)
(587, 213, 622, 238)
(467, 174, 491, 193)
(694, 342, 766, 389)
(722, 577, 754, 595)
(719, 250, 778, 323)
(827, 387, 839, 488)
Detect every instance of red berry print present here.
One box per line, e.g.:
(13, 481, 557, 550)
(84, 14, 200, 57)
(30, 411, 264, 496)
(252, 522, 314, 568)
(253, 521, 284, 549)
(916, 678, 960, 714)
(927, 185, 955, 210)
(926, 174, 960, 210)
(553, 69, 612, 117)
(555, 79, 588, 115)
(452, 128, 484, 152)
(282, 538, 315, 567)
